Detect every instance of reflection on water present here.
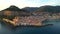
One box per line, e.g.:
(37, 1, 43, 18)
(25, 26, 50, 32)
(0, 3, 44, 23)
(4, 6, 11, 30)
(0, 20, 60, 34)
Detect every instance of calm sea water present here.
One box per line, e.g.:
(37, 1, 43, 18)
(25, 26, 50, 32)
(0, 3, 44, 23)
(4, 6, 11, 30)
(0, 20, 60, 34)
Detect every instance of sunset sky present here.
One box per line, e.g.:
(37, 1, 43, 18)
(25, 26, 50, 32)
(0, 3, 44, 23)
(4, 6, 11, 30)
(0, 0, 60, 11)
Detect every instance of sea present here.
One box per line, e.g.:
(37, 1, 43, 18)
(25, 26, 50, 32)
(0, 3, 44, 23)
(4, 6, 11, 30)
(0, 19, 60, 34)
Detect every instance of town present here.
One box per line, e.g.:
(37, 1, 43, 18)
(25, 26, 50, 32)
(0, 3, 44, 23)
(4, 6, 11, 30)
(0, 5, 60, 26)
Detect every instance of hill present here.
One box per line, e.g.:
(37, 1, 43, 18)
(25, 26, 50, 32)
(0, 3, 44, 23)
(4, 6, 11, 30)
(34, 5, 60, 13)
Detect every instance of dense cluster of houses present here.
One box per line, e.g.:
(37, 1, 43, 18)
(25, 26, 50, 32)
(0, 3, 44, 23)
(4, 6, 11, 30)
(0, 5, 60, 26)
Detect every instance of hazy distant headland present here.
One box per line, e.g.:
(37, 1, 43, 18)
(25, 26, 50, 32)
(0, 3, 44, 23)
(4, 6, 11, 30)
(0, 5, 60, 26)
